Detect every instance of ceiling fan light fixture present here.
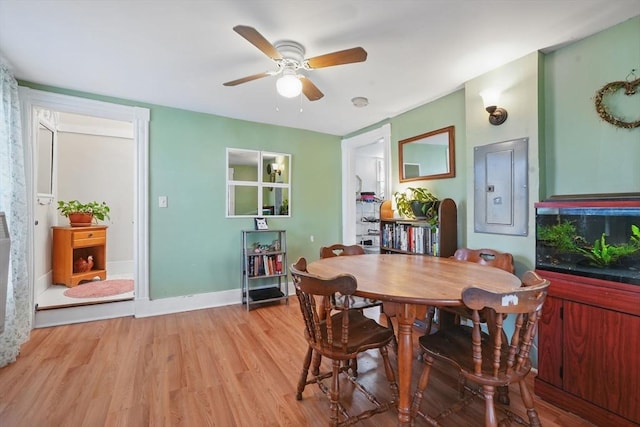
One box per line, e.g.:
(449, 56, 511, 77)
(276, 72, 302, 98)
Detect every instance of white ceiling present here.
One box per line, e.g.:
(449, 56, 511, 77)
(1, 0, 638, 136)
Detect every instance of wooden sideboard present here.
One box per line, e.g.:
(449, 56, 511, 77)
(535, 270, 640, 426)
(52, 226, 107, 287)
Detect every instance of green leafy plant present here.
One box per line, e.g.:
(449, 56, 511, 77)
(279, 199, 289, 215)
(537, 221, 582, 252)
(577, 232, 639, 267)
(631, 224, 640, 248)
(393, 187, 438, 223)
(57, 200, 111, 222)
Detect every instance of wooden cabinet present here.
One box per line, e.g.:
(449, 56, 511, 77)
(535, 270, 640, 427)
(242, 229, 288, 311)
(52, 226, 107, 287)
(379, 198, 457, 258)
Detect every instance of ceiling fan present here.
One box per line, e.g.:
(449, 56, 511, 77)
(223, 25, 367, 101)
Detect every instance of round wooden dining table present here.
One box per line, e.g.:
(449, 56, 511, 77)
(307, 253, 522, 426)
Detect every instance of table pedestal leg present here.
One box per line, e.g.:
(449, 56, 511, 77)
(396, 303, 416, 426)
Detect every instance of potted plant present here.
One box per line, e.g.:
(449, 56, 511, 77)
(57, 200, 111, 227)
(393, 187, 439, 223)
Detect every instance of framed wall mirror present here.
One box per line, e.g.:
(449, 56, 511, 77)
(399, 125, 455, 181)
(226, 148, 291, 217)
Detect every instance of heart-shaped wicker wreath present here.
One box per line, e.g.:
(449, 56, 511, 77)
(594, 78, 640, 129)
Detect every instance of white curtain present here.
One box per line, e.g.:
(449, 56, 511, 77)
(0, 58, 30, 367)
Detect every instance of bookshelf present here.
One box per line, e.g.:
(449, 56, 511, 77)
(356, 199, 381, 253)
(379, 198, 457, 258)
(242, 229, 288, 310)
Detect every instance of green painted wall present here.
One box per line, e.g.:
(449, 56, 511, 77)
(19, 82, 342, 299)
(544, 15, 640, 196)
(148, 107, 341, 298)
(389, 90, 469, 244)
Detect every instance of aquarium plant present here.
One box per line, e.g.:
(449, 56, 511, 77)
(537, 221, 582, 252)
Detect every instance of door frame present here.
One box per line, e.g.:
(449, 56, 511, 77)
(341, 123, 391, 244)
(19, 87, 150, 322)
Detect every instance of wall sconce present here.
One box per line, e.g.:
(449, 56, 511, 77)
(480, 89, 508, 126)
(267, 163, 282, 182)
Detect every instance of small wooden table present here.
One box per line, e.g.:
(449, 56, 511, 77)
(307, 254, 522, 426)
(52, 226, 107, 287)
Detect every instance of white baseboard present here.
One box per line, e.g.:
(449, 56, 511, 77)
(135, 280, 295, 318)
(134, 288, 241, 318)
(34, 281, 296, 326)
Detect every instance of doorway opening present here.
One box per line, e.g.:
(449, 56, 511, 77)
(341, 124, 391, 247)
(36, 112, 135, 310)
(19, 87, 150, 327)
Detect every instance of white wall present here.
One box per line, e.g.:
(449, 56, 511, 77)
(56, 127, 134, 275)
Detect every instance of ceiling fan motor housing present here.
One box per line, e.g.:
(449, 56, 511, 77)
(274, 40, 306, 68)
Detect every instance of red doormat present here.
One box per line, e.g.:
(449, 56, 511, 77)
(64, 279, 134, 298)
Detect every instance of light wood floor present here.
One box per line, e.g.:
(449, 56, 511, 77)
(0, 298, 594, 426)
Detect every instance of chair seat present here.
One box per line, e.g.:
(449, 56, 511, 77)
(419, 325, 532, 386)
(320, 310, 395, 355)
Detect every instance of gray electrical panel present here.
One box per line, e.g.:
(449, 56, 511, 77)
(474, 138, 528, 236)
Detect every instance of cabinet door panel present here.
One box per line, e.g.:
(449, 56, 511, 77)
(564, 302, 640, 424)
(537, 295, 563, 387)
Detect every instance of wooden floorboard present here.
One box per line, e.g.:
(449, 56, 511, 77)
(0, 298, 595, 426)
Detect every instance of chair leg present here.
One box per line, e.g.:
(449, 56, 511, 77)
(424, 306, 436, 335)
(342, 357, 358, 377)
(410, 352, 434, 418)
(311, 350, 322, 376)
(330, 359, 341, 427)
(383, 313, 398, 353)
(481, 385, 498, 427)
(496, 385, 510, 405)
(457, 373, 466, 399)
(380, 344, 399, 403)
(518, 379, 541, 427)
(296, 347, 313, 400)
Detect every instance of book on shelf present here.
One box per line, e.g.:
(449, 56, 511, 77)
(381, 222, 439, 255)
(247, 253, 284, 277)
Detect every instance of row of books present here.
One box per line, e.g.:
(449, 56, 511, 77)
(380, 222, 440, 255)
(246, 253, 284, 277)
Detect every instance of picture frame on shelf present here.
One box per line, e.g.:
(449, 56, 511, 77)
(254, 217, 269, 230)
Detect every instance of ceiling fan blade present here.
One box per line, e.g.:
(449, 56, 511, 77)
(306, 47, 367, 69)
(301, 77, 324, 101)
(233, 25, 282, 60)
(223, 72, 271, 86)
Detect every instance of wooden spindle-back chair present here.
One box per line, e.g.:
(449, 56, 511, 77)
(290, 257, 398, 427)
(411, 271, 549, 427)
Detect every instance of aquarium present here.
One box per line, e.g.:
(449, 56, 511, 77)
(535, 195, 640, 285)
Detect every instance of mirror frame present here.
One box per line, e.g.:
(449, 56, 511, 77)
(226, 148, 291, 218)
(399, 125, 455, 182)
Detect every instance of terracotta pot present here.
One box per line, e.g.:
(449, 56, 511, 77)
(68, 212, 94, 227)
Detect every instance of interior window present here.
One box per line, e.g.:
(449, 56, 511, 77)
(226, 148, 291, 217)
